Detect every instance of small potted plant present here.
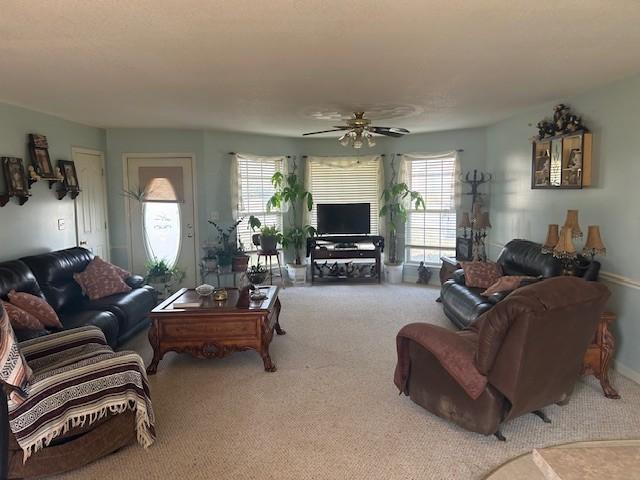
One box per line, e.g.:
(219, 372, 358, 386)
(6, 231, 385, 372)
(249, 216, 282, 252)
(232, 239, 250, 273)
(145, 258, 185, 297)
(201, 241, 218, 271)
(208, 218, 244, 274)
(379, 156, 425, 284)
(247, 262, 268, 284)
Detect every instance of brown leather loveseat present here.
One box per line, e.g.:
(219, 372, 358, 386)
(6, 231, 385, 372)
(395, 276, 610, 439)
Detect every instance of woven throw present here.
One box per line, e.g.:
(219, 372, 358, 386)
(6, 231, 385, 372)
(9, 326, 155, 462)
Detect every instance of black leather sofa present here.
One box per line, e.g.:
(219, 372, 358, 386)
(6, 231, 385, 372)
(0, 247, 155, 347)
(440, 239, 600, 329)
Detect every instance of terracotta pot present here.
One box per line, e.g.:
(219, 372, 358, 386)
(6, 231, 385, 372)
(232, 255, 250, 272)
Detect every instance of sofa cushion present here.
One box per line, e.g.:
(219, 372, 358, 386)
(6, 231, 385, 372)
(1, 301, 44, 330)
(85, 286, 155, 337)
(481, 275, 538, 297)
(461, 261, 503, 289)
(73, 257, 132, 300)
(58, 310, 120, 348)
(21, 247, 94, 313)
(8, 290, 63, 329)
(496, 239, 562, 277)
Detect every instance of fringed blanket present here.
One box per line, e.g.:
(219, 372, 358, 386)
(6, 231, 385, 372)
(8, 326, 156, 462)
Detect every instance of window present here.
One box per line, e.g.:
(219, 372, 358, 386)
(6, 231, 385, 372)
(405, 153, 457, 264)
(307, 156, 382, 234)
(234, 154, 284, 252)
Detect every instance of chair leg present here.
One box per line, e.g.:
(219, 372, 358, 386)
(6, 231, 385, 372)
(532, 410, 551, 423)
(494, 430, 506, 442)
(269, 255, 273, 285)
(276, 252, 284, 287)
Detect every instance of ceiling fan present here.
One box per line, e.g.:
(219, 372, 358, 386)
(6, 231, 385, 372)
(302, 111, 410, 149)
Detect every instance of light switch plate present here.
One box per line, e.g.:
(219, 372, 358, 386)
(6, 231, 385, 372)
(57, 219, 65, 230)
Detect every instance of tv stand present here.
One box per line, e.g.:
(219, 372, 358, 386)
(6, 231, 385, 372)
(306, 235, 384, 284)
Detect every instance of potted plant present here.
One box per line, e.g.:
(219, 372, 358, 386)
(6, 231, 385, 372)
(201, 241, 218, 271)
(379, 157, 425, 284)
(265, 161, 316, 284)
(248, 216, 283, 252)
(247, 262, 268, 284)
(208, 218, 244, 274)
(231, 239, 250, 273)
(145, 258, 185, 297)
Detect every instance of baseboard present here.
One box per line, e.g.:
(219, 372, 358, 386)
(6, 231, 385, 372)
(614, 360, 640, 385)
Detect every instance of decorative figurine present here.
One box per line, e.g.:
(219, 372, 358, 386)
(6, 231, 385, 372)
(416, 262, 432, 284)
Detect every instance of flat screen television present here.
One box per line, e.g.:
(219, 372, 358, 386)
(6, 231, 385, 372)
(317, 203, 370, 235)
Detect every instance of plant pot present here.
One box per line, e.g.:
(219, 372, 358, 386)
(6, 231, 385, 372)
(232, 255, 250, 272)
(203, 258, 218, 271)
(247, 270, 268, 284)
(287, 263, 307, 285)
(218, 264, 232, 274)
(385, 263, 404, 284)
(259, 234, 278, 252)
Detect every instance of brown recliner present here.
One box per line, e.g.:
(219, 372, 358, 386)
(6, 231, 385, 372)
(394, 276, 610, 438)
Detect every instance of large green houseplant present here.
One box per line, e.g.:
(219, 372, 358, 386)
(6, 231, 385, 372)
(268, 162, 316, 284)
(379, 157, 425, 283)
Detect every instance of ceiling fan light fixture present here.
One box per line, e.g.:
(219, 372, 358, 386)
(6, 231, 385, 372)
(366, 134, 376, 148)
(338, 133, 350, 146)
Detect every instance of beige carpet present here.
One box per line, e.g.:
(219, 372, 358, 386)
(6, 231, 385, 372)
(56, 284, 640, 480)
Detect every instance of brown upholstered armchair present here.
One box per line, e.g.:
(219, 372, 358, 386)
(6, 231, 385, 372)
(395, 276, 610, 439)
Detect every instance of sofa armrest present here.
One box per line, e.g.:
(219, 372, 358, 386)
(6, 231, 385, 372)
(486, 292, 509, 305)
(19, 326, 107, 362)
(452, 269, 466, 285)
(125, 275, 146, 289)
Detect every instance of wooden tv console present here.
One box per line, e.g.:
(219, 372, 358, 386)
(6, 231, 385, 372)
(306, 235, 384, 284)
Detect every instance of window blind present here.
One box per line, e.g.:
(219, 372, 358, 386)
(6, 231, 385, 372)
(405, 155, 457, 264)
(236, 155, 283, 252)
(307, 157, 381, 235)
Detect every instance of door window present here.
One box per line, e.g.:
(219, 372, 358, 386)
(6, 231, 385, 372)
(143, 202, 182, 267)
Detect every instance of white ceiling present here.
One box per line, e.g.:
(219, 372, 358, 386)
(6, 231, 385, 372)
(1, 0, 640, 137)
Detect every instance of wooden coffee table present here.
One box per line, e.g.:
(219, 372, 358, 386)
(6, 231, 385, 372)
(146, 286, 284, 374)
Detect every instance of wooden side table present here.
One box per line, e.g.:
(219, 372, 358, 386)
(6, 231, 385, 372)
(582, 311, 620, 399)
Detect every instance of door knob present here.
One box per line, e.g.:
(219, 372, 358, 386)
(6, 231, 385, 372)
(79, 241, 87, 245)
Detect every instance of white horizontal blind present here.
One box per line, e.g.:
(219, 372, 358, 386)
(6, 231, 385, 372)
(236, 155, 283, 252)
(405, 155, 456, 264)
(308, 158, 380, 234)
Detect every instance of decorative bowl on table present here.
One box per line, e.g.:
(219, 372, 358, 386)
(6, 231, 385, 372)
(195, 284, 215, 297)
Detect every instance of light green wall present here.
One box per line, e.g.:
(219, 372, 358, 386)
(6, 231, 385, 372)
(0, 103, 106, 261)
(486, 74, 640, 377)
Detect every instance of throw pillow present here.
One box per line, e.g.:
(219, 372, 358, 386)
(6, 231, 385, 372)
(8, 290, 62, 329)
(461, 261, 503, 289)
(1, 301, 45, 331)
(73, 257, 132, 300)
(481, 275, 538, 297)
(0, 303, 32, 404)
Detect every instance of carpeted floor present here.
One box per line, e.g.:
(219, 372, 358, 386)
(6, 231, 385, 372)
(57, 284, 640, 479)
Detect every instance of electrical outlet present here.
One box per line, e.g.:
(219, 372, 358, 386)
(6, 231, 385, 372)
(57, 219, 65, 231)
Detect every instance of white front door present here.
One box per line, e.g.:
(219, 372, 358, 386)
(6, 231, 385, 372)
(126, 156, 197, 288)
(73, 148, 109, 258)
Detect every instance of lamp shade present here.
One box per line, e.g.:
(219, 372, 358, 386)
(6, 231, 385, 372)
(458, 212, 472, 229)
(553, 227, 577, 259)
(476, 211, 491, 229)
(563, 209, 583, 238)
(542, 224, 560, 253)
(583, 225, 606, 257)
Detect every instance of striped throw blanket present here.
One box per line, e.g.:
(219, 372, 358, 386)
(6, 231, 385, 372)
(8, 326, 156, 461)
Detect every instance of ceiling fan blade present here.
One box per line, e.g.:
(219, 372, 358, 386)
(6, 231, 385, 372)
(302, 127, 349, 136)
(370, 126, 411, 138)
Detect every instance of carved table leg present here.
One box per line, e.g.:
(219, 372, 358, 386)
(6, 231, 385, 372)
(274, 318, 286, 336)
(261, 351, 277, 372)
(146, 319, 162, 375)
(600, 327, 620, 399)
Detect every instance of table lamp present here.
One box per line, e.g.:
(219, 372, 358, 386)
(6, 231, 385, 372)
(542, 224, 559, 254)
(563, 209, 583, 238)
(583, 225, 606, 260)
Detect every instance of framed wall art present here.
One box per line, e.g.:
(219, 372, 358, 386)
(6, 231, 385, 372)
(1, 157, 31, 205)
(57, 160, 81, 199)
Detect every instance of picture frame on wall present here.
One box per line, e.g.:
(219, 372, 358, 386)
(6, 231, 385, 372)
(531, 131, 592, 190)
(455, 236, 473, 261)
(28, 134, 57, 179)
(1, 157, 31, 205)
(59, 160, 80, 191)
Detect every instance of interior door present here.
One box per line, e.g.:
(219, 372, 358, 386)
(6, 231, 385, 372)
(126, 156, 197, 288)
(73, 148, 109, 258)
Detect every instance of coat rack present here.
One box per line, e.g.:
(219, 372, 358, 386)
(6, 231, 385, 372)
(458, 169, 492, 261)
